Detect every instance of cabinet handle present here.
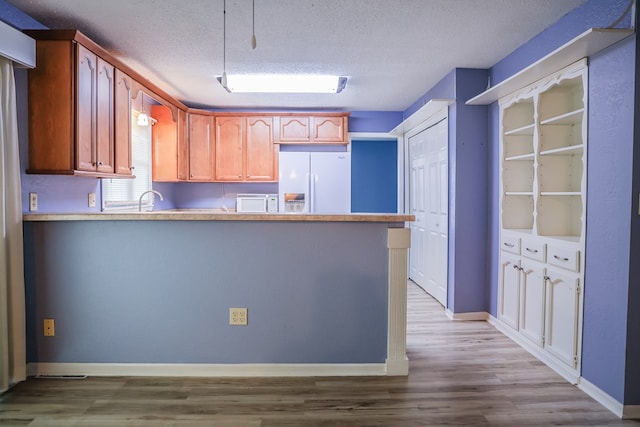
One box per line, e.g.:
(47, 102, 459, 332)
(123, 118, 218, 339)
(553, 255, 569, 262)
(543, 275, 551, 283)
(512, 264, 520, 270)
(130, 166, 135, 170)
(98, 161, 104, 166)
(503, 242, 515, 248)
(525, 247, 538, 253)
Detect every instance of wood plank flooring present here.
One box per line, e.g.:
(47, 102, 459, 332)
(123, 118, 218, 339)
(1, 282, 637, 426)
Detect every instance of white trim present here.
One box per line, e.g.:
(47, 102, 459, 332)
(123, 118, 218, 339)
(578, 377, 624, 418)
(445, 310, 489, 321)
(27, 362, 387, 378)
(390, 99, 454, 136)
(385, 357, 409, 376)
(0, 20, 35, 68)
(466, 28, 633, 105)
(386, 228, 411, 376)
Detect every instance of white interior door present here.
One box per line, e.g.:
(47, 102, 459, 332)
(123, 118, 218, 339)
(408, 117, 448, 306)
(409, 144, 426, 284)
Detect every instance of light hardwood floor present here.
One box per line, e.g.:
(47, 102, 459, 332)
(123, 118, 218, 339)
(1, 282, 637, 426)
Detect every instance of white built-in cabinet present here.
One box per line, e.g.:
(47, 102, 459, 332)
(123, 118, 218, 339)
(497, 59, 586, 383)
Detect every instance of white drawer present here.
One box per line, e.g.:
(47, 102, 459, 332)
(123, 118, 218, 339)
(500, 235, 520, 255)
(547, 244, 580, 272)
(521, 238, 545, 262)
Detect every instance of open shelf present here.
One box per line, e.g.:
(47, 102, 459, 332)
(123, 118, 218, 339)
(505, 123, 535, 136)
(466, 28, 634, 105)
(540, 145, 583, 156)
(540, 109, 584, 126)
(505, 153, 535, 161)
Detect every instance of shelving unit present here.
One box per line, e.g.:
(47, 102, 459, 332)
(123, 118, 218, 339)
(497, 59, 587, 384)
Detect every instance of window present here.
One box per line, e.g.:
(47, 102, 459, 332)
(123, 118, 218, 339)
(101, 111, 153, 211)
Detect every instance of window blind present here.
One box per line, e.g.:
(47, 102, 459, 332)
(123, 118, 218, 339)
(102, 113, 153, 210)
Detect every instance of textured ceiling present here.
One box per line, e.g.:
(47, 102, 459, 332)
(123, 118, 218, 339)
(7, 0, 585, 111)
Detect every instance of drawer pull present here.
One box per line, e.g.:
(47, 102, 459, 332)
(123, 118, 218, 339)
(553, 255, 569, 262)
(503, 242, 515, 248)
(525, 247, 538, 253)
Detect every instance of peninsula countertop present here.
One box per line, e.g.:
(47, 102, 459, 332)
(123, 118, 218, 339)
(22, 210, 415, 222)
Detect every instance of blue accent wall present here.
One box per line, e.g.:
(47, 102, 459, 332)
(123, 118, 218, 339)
(351, 139, 397, 213)
(348, 111, 403, 133)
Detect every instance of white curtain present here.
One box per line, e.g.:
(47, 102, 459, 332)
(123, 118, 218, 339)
(0, 56, 26, 393)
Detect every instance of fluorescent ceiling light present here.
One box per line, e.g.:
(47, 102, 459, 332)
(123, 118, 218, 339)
(217, 74, 347, 93)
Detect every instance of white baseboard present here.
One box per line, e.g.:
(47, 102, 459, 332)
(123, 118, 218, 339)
(27, 362, 388, 378)
(385, 357, 409, 376)
(445, 309, 489, 321)
(579, 377, 624, 417)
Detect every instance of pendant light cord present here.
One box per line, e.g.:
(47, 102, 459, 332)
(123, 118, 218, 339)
(221, 0, 227, 88)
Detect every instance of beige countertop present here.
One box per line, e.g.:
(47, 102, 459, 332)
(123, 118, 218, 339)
(23, 210, 415, 223)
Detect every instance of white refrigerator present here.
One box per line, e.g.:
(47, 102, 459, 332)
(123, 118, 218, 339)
(278, 151, 351, 213)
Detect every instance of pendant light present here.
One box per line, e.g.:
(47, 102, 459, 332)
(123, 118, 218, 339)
(220, 0, 228, 89)
(251, 0, 256, 49)
(137, 92, 149, 126)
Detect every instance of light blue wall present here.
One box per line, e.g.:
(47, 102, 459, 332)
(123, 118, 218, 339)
(583, 36, 635, 404)
(24, 220, 392, 364)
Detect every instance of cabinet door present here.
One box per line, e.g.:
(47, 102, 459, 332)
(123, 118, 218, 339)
(519, 259, 545, 347)
(312, 116, 346, 143)
(152, 105, 179, 181)
(114, 69, 132, 175)
(279, 116, 310, 142)
(188, 113, 214, 181)
(177, 109, 188, 180)
(215, 116, 244, 181)
(498, 253, 520, 330)
(545, 268, 580, 368)
(95, 57, 115, 174)
(544, 267, 580, 368)
(246, 116, 276, 181)
(76, 44, 97, 172)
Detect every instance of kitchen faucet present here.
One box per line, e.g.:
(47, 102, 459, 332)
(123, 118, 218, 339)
(138, 190, 164, 212)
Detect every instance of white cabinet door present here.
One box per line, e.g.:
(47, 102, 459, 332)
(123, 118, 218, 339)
(519, 259, 545, 347)
(544, 267, 580, 368)
(498, 253, 521, 330)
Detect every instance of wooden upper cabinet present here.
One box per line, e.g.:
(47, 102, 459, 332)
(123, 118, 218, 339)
(26, 33, 130, 177)
(75, 44, 97, 172)
(215, 116, 244, 181)
(114, 69, 133, 176)
(276, 114, 349, 144)
(278, 116, 310, 142)
(312, 115, 347, 143)
(245, 116, 277, 181)
(152, 105, 188, 181)
(95, 57, 115, 173)
(188, 112, 214, 181)
(214, 115, 277, 182)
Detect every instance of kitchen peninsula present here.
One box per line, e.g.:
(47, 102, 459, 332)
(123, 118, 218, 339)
(23, 212, 413, 377)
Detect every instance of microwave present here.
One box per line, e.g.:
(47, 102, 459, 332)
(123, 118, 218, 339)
(236, 194, 278, 213)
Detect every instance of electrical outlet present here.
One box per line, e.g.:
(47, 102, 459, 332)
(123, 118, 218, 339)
(229, 308, 248, 326)
(88, 192, 96, 208)
(29, 192, 38, 211)
(43, 319, 55, 336)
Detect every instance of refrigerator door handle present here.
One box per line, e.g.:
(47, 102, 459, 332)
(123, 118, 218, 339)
(307, 172, 313, 213)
